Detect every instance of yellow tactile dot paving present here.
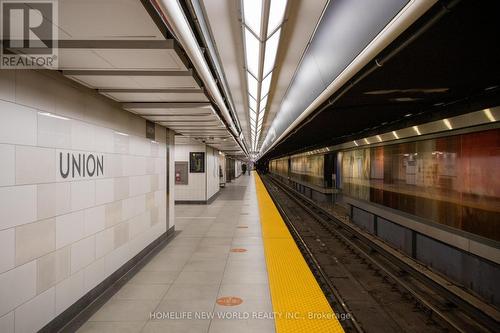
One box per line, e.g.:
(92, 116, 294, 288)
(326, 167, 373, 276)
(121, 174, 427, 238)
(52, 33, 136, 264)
(254, 173, 345, 333)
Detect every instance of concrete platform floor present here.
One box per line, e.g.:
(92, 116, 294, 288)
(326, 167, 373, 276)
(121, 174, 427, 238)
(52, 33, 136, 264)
(78, 173, 275, 333)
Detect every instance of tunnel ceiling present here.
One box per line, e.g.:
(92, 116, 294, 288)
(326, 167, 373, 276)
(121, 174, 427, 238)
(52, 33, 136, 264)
(261, 0, 500, 161)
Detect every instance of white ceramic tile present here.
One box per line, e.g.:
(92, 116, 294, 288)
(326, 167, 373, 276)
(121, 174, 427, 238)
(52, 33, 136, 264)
(15, 146, 56, 185)
(37, 246, 70, 294)
(129, 175, 150, 196)
(122, 195, 145, 220)
(0, 100, 37, 146)
(0, 70, 15, 102)
(84, 205, 105, 237)
(113, 223, 129, 249)
(83, 257, 105, 293)
(71, 236, 96, 274)
(105, 201, 122, 227)
(15, 71, 56, 113)
(0, 312, 14, 333)
(114, 132, 129, 154)
(55, 269, 85, 315)
(114, 177, 129, 201)
(15, 218, 55, 265)
(55, 210, 85, 249)
(123, 155, 146, 176)
(0, 144, 15, 186)
(95, 227, 114, 258)
(95, 178, 114, 205)
(106, 154, 123, 178)
(71, 121, 95, 151)
(93, 127, 114, 153)
(37, 112, 72, 149)
(37, 182, 71, 220)
(0, 185, 37, 230)
(71, 180, 95, 211)
(14, 287, 55, 333)
(104, 242, 130, 276)
(0, 229, 15, 274)
(129, 136, 150, 156)
(0, 261, 37, 317)
(129, 212, 150, 239)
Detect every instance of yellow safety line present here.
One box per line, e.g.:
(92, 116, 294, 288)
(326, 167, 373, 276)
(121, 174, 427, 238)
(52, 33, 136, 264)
(254, 173, 345, 333)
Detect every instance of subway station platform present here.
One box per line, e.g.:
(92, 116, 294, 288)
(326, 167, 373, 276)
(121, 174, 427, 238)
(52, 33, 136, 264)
(77, 173, 344, 333)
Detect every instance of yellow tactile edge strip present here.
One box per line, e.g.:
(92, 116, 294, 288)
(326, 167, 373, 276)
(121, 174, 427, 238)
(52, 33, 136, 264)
(254, 173, 345, 333)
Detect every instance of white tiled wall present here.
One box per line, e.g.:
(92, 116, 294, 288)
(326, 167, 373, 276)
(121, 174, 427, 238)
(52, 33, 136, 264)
(206, 146, 220, 200)
(174, 137, 220, 202)
(0, 70, 171, 333)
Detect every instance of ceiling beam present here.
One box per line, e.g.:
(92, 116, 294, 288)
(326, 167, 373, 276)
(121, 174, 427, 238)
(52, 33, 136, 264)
(63, 70, 193, 76)
(57, 39, 175, 49)
(123, 102, 211, 109)
(99, 88, 204, 93)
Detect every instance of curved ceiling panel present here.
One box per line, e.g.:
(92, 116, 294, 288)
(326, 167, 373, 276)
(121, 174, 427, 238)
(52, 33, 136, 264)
(259, 0, 409, 155)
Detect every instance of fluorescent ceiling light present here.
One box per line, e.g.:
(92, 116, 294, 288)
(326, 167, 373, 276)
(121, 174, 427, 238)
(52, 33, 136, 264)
(244, 28, 260, 76)
(263, 28, 281, 76)
(249, 96, 257, 111)
(443, 118, 453, 130)
(243, 0, 262, 36)
(413, 126, 421, 135)
(483, 108, 496, 122)
(261, 73, 272, 98)
(258, 111, 265, 121)
(247, 72, 258, 99)
(242, 0, 287, 152)
(260, 95, 268, 109)
(268, 0, 287, 36)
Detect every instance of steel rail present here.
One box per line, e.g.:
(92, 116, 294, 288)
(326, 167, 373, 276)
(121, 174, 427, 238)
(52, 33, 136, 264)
(263, 174, 499, 333)
(262, 178, 364, 333)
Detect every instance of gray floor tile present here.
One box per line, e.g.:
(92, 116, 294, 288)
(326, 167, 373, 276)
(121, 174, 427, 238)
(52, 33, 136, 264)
(129, 271, 180, 284)
(113, 283, 170, 300)
(218, 283, 270, 300)
(163, 283, 220, 301)
(77, 321, 145, 333)
(142, 319, 210, 333)
(89, 299, 159, 321)
(208, 318, 275, 333)
(175, 270, 224, 285)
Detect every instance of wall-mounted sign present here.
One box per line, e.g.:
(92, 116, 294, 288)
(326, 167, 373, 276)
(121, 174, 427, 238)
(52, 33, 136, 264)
(58, 150, 104, 180)
(175, 161, 188, 185)
(146, 120, 155, 140)
(189, 152, 205, 173)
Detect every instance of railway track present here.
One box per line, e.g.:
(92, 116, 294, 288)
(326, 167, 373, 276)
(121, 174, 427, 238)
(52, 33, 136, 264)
(261, 174, 500, 333)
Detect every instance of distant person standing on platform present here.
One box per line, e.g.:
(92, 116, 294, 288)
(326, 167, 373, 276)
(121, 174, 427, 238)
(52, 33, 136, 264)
(242, 164, 247, 175)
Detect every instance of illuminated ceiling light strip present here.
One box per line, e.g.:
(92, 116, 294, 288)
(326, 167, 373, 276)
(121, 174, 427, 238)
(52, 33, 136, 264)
(484, 108, 496, 122)
(392, 131, 399, 139)
(443, 118, 453, 130)
(413, 126, 421, 135)
(242, 0, 288, 152)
